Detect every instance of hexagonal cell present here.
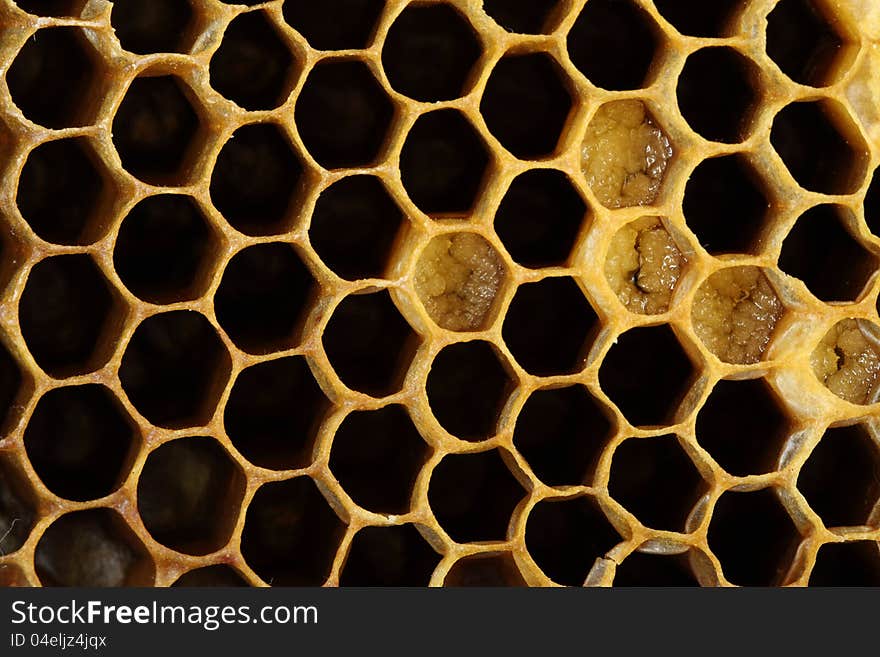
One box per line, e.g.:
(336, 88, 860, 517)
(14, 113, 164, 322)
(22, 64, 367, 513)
(692, 266, 784, 365)
(798, 425, 880, 528)
(399, 109, 490, 217)
(17, 137, 110, 246)
(241, 476, 345, 586)
(119, 310, 231, 428)
(609, 435, 704, 532)
(513, 385, 612, 487)
(138, 436, 244, 555)
(224, 356, 329, 470)
(414, 233, 505, 332)
(19, 254, 121, 377)
(495, 169, 585, 269)
(282, 0, 384, 50)
(812, 320, 880, 405)
(6, 27, 100, 129)
(15, 0, 82, 16)
(339, 524, 440, 586)
(582, 100, 673, 209)
(771, 101, 868, 195)
(210, 123, 304, 236)
(210, 10, 295, 111)
(322, 290, 417, 397)
(767, 0, 847, 87)
(310, 175, 404, 281)
(329, 405, 428, 514)
(0, 459, 36, 555)
(295, 59, 393, 169)
(483, 0, 561, 34)
(606, 217, 686, 315)
(0, 342, 21, 435)
(480, 52, 572, 160)
(683, 155, 770, 255)
(866, 167, 880, 237)
(112, 75, 201, 185)
(34, 509, 154, 586)
(172, 565, 250, 587)
(444, 552, 526, 586)
(677, 47, 760, 144)
(708, 488, 800, 586)
(652, 0, 742, 37)
(695, 378, 791, 476)
(428, 448, 524, 543)
(599, 325, 694, 427)
(382, 3, 481, 102)
(111, 0, 195, 54)
(24, 385, 137, 502)
(809, 541, 880, 586)
(613, 550, 699, 586)
(525, 494, 621, 586)
(502, 277, 598, 377)
(426, 341, 512, 441)
(214, 243, 315, 354)
(779, 205, 877, 303)
(114, 195, 216, 304)
(567, 0, 657, 91)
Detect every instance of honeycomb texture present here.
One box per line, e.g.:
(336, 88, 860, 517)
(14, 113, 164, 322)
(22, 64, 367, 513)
(1, 0, 880, 588)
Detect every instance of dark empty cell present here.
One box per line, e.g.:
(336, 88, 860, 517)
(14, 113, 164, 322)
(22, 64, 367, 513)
(111, 0, 194, 55)
(309, 176, 403, 280)
(282, 0, 385, 50)
(138, 437, 244, 555)
(0, 460, 35, 555)
(867, 168, 880, 236)
(19, 255, 117, 377)
(6, 27, 96, 129)
(494, 169, 585, 268)
(322, 290, 416, 397)
(599, 325, 694, 427)
(214, 243, 315, 353)
(16, 137, 106, 245)
(0, 343, 21, 433)
(329, 405, 428, 514)
(426, 341, 511, 441)
(210, 10, 294, 111)
(503, 277, 597, 376)
(525, 495, 620, 585)
(34, 509, 154, 587)
(224, 356, 329, 470)
(444, 552, 526, 586)
(114, 195, 214, 304)
(779, 205, 878, 302)
(339, 524, 440, 586)
(428, 449, 524, 543)
(295, 60, 393, 169)
(707, 488, 800, 586)
(483, 0, 560, 34)
(608, 435, 704, 532)
(677, 48, 759, 144)
(14, 0, 82, 16)
(797, 425, 880, 528)
(24, 385, 136, 502)
(112, 76, 200, 185)
(399, 109, 489, 216)
(766, 0, 844, 87)
(382, 4, 481, 102)
(771, 101, 867, 195)
(652, 0, 741, 37)
(695, 378, 790, 477)
(809, 541, 880, 586)
(119, 310, 230, 428)
(513, 385, 612, 487)
(683, 155, 770, 255)
(240, 477, 345, 586)
(567, 0, 657, 91)
(613, 550, 699, 587)
(172, 565, 250, 587)
(210, 123, 303, 235)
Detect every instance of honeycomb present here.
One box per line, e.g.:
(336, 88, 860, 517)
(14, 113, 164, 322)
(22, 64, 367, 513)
(1, 0, 880, 588)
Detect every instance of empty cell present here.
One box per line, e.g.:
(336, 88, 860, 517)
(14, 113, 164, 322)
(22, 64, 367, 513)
(444, 552, 526, 586)
(339, 524, 440, 586)
(111, 0, 195, 55)
(0, 343, 21, 434)
(483, 0, 561, 34)
(172, 565, 250, 587)
(224, 356, 329, 471)
(428, 449, 524, 543)
(865, 167, 880, 237)
(811, 319, 880, 405)
(766, 0, 847, 87)
(613, 550, 699, 587)
(24, 385, 136, 502)
(653, 0, 743, 36)
(15, 0, 83, 16)
(0, 459, 36, 555)
(282, 0, 385, 50)
(809, 541, 880, 586)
